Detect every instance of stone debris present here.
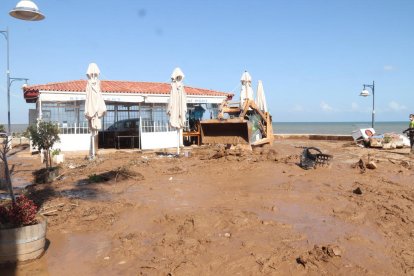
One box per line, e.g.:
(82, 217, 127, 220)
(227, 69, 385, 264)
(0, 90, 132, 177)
(297, 245, 342, 268)
(352, 159, 366, 173)
(366, 161, 377, 170)
(400, 161, 411, 169)
(353, 187, 363, 195)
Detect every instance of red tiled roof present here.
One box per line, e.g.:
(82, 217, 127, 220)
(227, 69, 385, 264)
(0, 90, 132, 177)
(23, 80, 233, 103)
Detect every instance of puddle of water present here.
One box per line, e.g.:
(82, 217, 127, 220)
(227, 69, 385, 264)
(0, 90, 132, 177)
(122, 177, 210, 211)
(11, 177, 33, 189)
(17, 232, 112, 275)
(388, 174, 411, 185)
(0, 193, 32, 200)
(264, 203, 382, 244)
(59, 188, 111, 201)
(0, 193, 12, 200)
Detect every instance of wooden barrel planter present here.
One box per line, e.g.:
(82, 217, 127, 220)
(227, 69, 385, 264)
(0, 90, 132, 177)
(0, 217, 47, 263)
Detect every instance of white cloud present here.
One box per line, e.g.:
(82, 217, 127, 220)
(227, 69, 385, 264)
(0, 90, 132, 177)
(320, 101, 333, 112)
(383, 65, 396, 71)
(292, 104, 304, 112)
(351, 102, 359, 111)
(388, 100, 407, 111)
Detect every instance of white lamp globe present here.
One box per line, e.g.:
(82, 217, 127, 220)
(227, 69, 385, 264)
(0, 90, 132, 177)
(9, 0, 45, 21)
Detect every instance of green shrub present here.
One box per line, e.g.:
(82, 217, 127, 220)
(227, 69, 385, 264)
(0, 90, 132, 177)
(88, 174, 104, 183)
(27, 121, 60, 169)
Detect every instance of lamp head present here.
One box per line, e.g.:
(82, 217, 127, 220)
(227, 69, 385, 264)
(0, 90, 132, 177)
(360, 89, 370, 97)
(9, 0, 45, 21)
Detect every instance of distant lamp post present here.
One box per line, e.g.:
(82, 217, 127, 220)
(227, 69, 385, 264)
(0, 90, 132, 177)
(9, 0, 45, 21)
(360, 81, 375, 129)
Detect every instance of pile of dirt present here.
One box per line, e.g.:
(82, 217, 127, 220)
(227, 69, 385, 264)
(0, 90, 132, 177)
(197, 144, 278, 162)
(32, 167, 61, 184)
(297, 244, 342, 269)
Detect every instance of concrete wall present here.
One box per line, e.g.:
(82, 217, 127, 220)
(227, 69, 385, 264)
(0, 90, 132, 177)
(274, 134, 353, 141)
(37, 132, 178, 152)
(11, 137, 30, 146)
(141, 131, 178, 150)
(54, 134, 90, 152)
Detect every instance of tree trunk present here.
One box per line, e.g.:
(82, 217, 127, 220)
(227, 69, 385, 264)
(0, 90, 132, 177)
(3, 154, 16, 204)
(46, 149, 51, 169)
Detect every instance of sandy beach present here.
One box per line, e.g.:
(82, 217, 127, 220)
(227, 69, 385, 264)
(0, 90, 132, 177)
(3, 139, 414, 275)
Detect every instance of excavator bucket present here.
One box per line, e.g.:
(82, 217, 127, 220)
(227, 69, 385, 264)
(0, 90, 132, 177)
(200, 119, 251, 145)
(199, 99, 274, 146)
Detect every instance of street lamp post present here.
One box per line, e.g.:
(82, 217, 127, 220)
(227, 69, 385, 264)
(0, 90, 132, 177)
(360, 81, 375, 129)
(0, 0, 44, 204)
(0, 29, 29, 135)
(0, 28, 10, 134)
(1, 0, 44, 135)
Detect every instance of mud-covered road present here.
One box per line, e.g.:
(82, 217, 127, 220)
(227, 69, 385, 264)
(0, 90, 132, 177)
(3, 140, 414, 275)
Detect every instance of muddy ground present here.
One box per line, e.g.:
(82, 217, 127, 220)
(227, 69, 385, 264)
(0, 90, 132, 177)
(2, 140, 414, 275)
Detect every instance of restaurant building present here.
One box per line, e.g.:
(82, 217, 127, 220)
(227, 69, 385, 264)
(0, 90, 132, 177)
(23, 80, 232, 151)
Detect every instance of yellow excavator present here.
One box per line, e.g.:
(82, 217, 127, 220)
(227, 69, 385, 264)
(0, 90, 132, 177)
(200, 99, 274, 146)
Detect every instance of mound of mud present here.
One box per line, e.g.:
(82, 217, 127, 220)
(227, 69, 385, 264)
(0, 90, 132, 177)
(297, 244, 342, 268)
(198, 144, 278, 162)
(80, 166, 145, 184)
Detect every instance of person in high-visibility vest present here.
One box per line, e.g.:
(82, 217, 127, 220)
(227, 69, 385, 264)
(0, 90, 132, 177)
(403, 114, 414, 153)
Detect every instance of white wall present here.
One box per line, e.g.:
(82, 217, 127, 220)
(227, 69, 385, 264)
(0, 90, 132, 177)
(55, 134, 90, 152)
(46, 132, 178, 152)
(141, 131, 178, 150)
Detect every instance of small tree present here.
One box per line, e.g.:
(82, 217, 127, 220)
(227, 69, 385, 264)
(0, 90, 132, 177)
(28, 121, 60, 169)
(0, 124, 5, 133)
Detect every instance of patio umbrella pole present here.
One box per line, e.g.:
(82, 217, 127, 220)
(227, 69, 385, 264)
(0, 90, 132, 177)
(90, 130, 95, 159)
(177, 128, 180, 155)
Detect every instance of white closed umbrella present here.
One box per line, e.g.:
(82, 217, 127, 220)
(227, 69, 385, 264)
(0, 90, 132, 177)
(240, 71, 254, 109)
(167, 67, 187, 154)
(85, 63, 106, 159)
(256, 80, 268, 113)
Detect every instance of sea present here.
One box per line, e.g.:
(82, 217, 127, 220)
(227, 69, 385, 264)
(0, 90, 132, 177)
(273, 121, 408, 135)
(1, 124, 29, 134)
(2, 122, 409, 136)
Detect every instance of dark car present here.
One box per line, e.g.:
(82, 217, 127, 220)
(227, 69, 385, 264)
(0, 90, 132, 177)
(98, 119, 140, 149)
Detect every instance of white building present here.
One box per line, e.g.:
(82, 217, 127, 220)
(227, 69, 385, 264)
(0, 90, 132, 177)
(23, 80, 232, 151)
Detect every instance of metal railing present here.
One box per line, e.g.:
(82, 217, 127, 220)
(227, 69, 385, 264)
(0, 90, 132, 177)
(141, 120, 173, 133)
(58, 122, 89, 134)
(57, 119, 191, 134)
(140, 119, 191, 133)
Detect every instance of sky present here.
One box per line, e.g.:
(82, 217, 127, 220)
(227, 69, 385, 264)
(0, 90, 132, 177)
(0, 0, 413, 124)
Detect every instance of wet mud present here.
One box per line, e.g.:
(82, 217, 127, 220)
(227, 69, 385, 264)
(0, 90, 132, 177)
(2, 140, 414, 275)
